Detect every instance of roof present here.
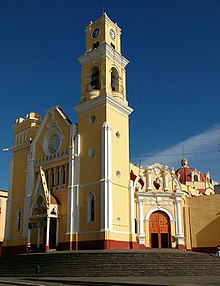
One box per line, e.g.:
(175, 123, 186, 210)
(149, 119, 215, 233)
(175, 167, 206, 184)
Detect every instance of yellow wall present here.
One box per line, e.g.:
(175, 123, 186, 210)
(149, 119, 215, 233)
(187, 195, 220, 248)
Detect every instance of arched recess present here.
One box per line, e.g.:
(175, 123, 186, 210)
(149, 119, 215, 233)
(86, 192, 96, 223)
(90, 66, 100, 90)
(111, 67, 119, 92)
(145, 207, 174, 249)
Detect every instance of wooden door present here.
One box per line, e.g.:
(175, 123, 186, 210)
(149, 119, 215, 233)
(149, 211, 171, 248)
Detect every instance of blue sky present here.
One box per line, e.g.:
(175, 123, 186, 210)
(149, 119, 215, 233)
(0, 0, 220, 190)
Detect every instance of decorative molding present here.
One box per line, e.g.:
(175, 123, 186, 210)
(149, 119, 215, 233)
(78, 42, 128, 69)
(75, 93, 133, 117)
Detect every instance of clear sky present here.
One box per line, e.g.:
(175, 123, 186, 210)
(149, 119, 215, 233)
(0, 0, 220, 190)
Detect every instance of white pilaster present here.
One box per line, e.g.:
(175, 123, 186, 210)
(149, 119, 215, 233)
(129, 180, 135, 234)
(101, 122, 112, 231)
(138, 198, 145, 244)
(174, 196, 184, 246)
(4, 157, 13, 240)
(46, 217, 50, 250)
(23, 152, 34, 238)
(67, 125, 75, 235)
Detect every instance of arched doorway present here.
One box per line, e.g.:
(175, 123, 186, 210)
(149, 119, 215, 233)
(149, 211, 171, 248)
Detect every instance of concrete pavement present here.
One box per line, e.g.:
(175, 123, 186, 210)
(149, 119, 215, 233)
(1, 276, 220, 286)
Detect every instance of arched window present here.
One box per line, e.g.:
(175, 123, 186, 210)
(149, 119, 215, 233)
(55, 167, 59, 186)
(50, 168, 54, 188)
(87, 192, 95, 223)
(111, 67, 119, 92)
(90, 66, 100, 90)
(194, 174, 199, 182)
(61, 165, 65, 185)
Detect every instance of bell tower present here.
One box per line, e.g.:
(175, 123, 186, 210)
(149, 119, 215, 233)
(79, 13, 128, 104)
(75, 13, 134, 249)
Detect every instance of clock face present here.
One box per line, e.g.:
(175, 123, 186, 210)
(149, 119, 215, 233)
(91, 27, 100, 39)
(48, 134, 61, 154)
(109, 29, 116, 40)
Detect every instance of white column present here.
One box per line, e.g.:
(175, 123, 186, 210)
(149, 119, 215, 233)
(56, 219, 59, 247)
(5, 158, 14, 240)
(46, 217, 50, 251)
(130, 181, 135, 234)
(23, 153, 34, 238)
(163, 166, 169, 191)
(174, 196, 184, 246)
(27, 227, 31, 244)
(74, 134, 80, 233)
(101, 122, 112, 231)
(67, 127, 75, 235)
(145, 167, 152, 192)
(138, 198, 145, 244)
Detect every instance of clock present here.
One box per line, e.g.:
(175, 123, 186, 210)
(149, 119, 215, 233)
(109, 29, 116, 40)
(91, 27, 100, 39)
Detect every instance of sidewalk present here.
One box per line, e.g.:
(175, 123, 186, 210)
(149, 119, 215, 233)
(1, 276, 220, 286)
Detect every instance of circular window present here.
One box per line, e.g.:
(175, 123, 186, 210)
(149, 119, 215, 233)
(89, 115, 96, 124)
(116, 170, 121, 177)
(116, 131, 120, 138)
(88, 147, 95, 158)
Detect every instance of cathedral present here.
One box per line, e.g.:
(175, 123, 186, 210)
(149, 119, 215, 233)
(3, 14, 220, 256)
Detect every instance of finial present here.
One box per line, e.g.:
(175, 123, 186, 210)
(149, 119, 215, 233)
(181, 158, 188, 168)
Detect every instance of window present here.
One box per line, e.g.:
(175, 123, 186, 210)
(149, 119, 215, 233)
(111, 67, 119, 92)
(55, 167, 59, 186)
(50, 168, 54, 188)
(90, 66, 100, 90)
(61, 165, 66, 185)
(87, 192, 95, 223)
(194, 174, 199, 182)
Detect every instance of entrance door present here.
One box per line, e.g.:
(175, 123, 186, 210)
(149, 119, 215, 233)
(149, 211, 171, 248)
(49, 218, 57, 249)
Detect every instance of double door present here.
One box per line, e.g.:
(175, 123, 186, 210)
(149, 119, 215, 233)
(149, 211, 171, 248)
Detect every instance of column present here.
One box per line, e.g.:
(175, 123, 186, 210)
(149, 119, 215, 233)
(101, 122, 112, 232)
(129, 181, 135, 235)
(138, 198, 145, 245)
(174, 196, 185, 250)
(163, 166, 169, 191)
(46, 217, 50, 252)
(145, 167, 152, 192)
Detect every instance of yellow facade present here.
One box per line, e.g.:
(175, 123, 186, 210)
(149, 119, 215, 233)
(3, 13, 219, 255)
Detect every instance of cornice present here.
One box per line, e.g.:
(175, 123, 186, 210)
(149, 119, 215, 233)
(74, 93, 133, 117)
(78, 42, 129, 69)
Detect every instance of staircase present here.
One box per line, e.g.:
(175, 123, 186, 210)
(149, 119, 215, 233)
(0, 249, 220, 277)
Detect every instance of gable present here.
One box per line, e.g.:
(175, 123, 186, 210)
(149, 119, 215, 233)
(32, 106, 72, 162)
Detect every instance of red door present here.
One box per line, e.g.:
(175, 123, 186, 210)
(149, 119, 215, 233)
(149, 211, 171, 248)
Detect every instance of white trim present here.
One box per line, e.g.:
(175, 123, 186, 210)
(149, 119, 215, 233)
(4, 158, 13, 240)
(67, 124, 75, 235)
(145, 207, 175, 222)
(101, 122, 112, 231)
(78, 42, 128, 69)
(75, 93, 133, 117)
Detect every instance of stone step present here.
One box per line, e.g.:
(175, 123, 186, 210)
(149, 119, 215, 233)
(0, 250, 220, 277)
